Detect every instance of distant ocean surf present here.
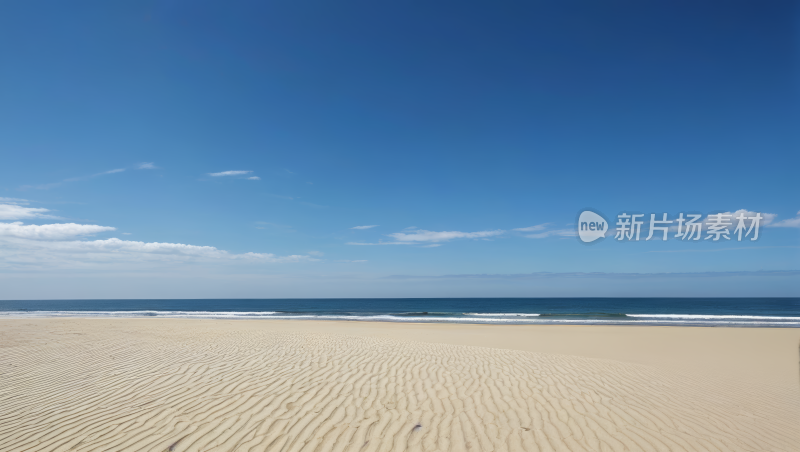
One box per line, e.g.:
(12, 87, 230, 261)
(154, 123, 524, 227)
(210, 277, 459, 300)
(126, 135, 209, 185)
(2, 298, 799, 327)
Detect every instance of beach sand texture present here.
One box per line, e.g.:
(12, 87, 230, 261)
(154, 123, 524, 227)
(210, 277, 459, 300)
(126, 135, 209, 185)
(1, 319, 798, 451)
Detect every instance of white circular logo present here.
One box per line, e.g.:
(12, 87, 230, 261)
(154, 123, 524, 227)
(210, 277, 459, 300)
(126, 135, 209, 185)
(578, 211, 607, 243)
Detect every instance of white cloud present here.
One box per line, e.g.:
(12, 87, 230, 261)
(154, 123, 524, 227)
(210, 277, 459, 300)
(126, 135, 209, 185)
(388, 229, 505, 243)
(0, 222, 115, 240)
(769, 210, 800, 228)
(0, 204, 59, 220)
(247, 176, 261, 180)
(347, 228, 505, 246)
(137, 162, 157, 170)
(209, 170, 252, 177)
(351, 225, 378, 230)
(513, 224, 549, 232)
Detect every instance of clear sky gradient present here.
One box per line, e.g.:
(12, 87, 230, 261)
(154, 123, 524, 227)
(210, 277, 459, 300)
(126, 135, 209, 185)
(1, 0, 798, 298)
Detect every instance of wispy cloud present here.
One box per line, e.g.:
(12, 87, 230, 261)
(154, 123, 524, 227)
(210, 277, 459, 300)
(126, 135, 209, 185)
(20, 165, 136, 190)
(208, 170, 253, 177)
(0, 197, 31, 205)
(513, 224, 549, 232)
(524, 229, 576, 239)
(137, 162, 157, 170)
(0, 221, 318, 269)
(388, 229, 505, 243)
(0, 203, 60, 220)
(351, 225, 378, 230)
(701, 210, 777, 229)
(348, 228, 505, 246)
(514, 222, 576, 239)
(346, 241, 411, 246)
(247, 176, 261, 180)
(94, 168, 125, 176)
(770, 210, 800, 228)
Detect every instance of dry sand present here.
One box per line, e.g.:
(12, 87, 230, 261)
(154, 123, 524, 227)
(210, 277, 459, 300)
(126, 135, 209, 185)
(0, 319, 798, 451)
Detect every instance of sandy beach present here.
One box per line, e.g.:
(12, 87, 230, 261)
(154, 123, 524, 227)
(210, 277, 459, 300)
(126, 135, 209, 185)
(1, 319, 798, 451)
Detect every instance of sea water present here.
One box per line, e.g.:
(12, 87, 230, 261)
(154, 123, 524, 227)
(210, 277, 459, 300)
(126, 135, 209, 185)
(1, 298, 799, 327)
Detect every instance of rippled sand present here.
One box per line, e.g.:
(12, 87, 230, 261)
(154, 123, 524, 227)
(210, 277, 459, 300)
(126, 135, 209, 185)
(1, 319, 798, 451)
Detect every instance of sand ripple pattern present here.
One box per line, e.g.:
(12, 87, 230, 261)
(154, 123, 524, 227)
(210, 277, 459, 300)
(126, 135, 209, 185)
(0, 320, 797, 452)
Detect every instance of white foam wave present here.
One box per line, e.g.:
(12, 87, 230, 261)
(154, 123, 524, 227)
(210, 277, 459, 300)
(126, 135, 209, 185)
(1, 310, 799, 327)
(0, 310, 279, 318)
(628, 314, 800, 320)
(465, 313, 541, 317)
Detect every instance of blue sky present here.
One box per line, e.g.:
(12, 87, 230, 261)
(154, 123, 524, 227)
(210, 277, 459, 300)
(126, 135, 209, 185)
(1, 0, 798, 298)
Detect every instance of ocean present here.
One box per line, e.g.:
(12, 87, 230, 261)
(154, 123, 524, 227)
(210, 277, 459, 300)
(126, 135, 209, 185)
(1, 298, 799, 327)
